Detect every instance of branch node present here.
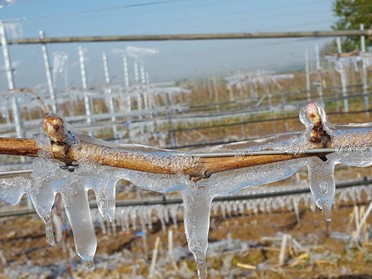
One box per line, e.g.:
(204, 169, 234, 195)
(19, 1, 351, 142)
(60, 163, 80, 173)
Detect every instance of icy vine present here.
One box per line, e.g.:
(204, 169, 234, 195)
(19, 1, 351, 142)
(0, 102, 371, 279)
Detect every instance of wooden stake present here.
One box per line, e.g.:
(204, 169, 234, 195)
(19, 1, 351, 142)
(149, 236, 160, 278)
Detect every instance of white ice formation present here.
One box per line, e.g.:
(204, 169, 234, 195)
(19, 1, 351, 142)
(0, 102, 371, 279)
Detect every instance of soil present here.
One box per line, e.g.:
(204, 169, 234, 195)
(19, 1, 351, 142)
(0, 185, 372, 279)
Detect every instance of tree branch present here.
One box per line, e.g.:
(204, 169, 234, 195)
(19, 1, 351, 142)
(0, 138, 41, 157)
(0, 102, 370, 180)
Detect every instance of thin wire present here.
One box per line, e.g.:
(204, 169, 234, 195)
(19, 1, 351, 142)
(166, 108, 372, 134)
(192, 148, 337, 158)
(100, 1, 330, 33)
(0, 169, 32, 176)
(0, 177, 370, 218)
(160, 9, 332, 33)
(7, 0, 190, 21)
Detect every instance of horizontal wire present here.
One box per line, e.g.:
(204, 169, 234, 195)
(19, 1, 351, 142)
(0, 169, 32, 176)
(191, 148, 337, 158)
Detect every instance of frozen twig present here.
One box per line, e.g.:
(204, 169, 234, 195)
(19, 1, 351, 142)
(278, 234, 289, 266)
(355, 201, 372, 241)
(1, 88, 51, 115)
(0, 102, 371, 180)
(168, 229, 179, 271)
(149, 236, 160, 279)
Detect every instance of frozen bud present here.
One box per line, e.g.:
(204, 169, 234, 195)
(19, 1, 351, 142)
(299, 102, 327, 128)
(299, 102, 331, 146)
(42, 115, 66, 144)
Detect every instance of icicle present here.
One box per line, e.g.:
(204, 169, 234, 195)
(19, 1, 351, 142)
(97, 211, 107, 234)
(123, 208, 130, 231)
(61, 183, 97, 267)
(156, 205, 166, 231)
(163, 204, 170, 224)
(181, 189, 214, 279)
(226, 202, 232, 217)
(146, 207, 153, 230)
(307, 157, 335, 221)
(220, 202, 226, 219)
(293, 197, 300, 223)
(87, 169, 118, 222)
(169, 204, 178, 228)
(117, 208, 124, 231)
(232, 201, 238, 214)
(43, 217, 55, 246)
(29, 181, 56, 245)
(266, 198, 273, 214)
(258, 199, 265, 213)
(111, 218, 117, 236)
(0, 176, 30, 205)
(237, 201, 244, 215)
(129, 207, 137, 230)
(138, 207, 147, 233)
(52, 213, 63, 243)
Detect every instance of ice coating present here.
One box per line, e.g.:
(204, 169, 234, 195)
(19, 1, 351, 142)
(83, 163, 118, 222)
(307, 157, 335, 221)
(207, 158, 307, 195)
(330, 124, 372, 167)
(0, 102, 371, 278)
(301, 102, 371, 220)
(62, 183, 96, 268)
(30, 158, 99, 264)
(29, 179, 56, 246)
(16, 155, 133, 266)
(0, 176, 31, 205)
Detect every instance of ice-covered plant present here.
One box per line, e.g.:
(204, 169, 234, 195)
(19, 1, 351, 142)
(0, 102, 371, 279)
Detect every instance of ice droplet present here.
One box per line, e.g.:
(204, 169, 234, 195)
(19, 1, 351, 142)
(44, 217, 55, 246)
(52, 214, 63, 243)
(29, 174, 56, 245)
(85, 260, 95, 272)
(307, 157, 335, 221)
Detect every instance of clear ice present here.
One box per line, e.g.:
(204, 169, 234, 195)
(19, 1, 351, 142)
(0, 102, 371, 278)
(307, 157, 335, 221)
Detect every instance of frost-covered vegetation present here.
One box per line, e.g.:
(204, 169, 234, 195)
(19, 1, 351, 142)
(0, 102, 371, 278)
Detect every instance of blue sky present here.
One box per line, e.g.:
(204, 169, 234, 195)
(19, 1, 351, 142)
(0, 0, 336, 90)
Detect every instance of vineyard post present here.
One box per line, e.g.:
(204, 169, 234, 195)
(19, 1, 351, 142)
(134, 60, 140, 87)
(315, 43, 324, 104)
(360, 24, 369, 112)
(305, 49, 311, 101)
(140, 64, 149, 111)
(0, 21, 24, 138)
(78, 46, 93, 128)
(123, 55, 130, 88)
(39, 30, 57, 113)
(102, 51, 117, 135)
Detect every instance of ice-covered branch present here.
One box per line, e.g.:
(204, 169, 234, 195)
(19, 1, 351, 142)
(2, 102, 371, 180)
(1, 88, 50, 115)
(0, 102, 371, 279)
